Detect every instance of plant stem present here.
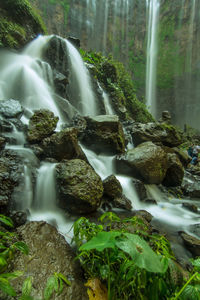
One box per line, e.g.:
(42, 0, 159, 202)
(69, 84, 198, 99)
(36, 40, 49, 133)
(173, 272, 198, 300)
(106, 249, 111, 300)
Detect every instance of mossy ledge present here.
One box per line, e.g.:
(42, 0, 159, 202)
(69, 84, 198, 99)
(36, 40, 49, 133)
(80, 49, 154, 123)
(0, 0, 46, 49)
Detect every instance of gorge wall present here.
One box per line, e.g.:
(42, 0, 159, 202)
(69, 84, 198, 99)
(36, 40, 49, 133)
(30, 0, 200, 129)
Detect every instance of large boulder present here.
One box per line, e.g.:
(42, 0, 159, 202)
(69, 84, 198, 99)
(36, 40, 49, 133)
(27, 109, 58, 143)
(163, 153, 184, 187)
(41, 128, 87, 161)
(10, 221, 88, 300)
(130, 122, 182, 147)
(56, 159, 103, 214)
(116, 142, 168, 184)
(180, 232, 200, 257)
(182, 176, 200, 199)
(0, 99, 23, 118)
(81, 115, 126, 154)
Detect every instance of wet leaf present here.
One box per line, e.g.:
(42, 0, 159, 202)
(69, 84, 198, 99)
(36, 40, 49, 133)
(13, 242, 29, 255)
(80, 231, 121, 252)
(116, 233, 165, 273)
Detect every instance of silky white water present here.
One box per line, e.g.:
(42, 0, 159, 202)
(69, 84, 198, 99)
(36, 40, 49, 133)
(145, 0, 160, 117)
(1, 34, 199, 243)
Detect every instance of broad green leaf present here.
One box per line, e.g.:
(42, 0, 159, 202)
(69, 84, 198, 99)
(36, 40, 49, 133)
(56, 273, 71, 286)
(80, 231, 121, 252)
(13, 242, 29, 255)
(0, 271, 23, 279)
(44, 275, 58, 300)
(116, 233, 165, 273)
(98, 212, 120, 223)
(0, 215, 13, 227)
(0, 278, 16, 296)
(181, 284, 200, 300)
(22, 277, 33, 296)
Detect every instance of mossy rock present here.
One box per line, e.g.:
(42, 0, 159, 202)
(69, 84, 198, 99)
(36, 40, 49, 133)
(27, 109, 58, 143)
(56, 159, 104, 214)
(0, 0, 46, 49)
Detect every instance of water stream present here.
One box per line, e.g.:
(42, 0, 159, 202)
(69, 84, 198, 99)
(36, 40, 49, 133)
(0, 34, 199, 245)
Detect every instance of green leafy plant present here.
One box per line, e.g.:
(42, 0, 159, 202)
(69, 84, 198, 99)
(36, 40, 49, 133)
(0, 214, 28, 297)
(73, 212, 179, 300)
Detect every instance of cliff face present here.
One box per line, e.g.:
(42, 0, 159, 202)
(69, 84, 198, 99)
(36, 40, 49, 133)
(0, 0, 46, 49)
(29, 0, 200, 129)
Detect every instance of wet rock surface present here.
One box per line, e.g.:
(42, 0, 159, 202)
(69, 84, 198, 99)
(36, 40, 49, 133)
(56, 159, 104, 214)
(81, 115, 126, 154)
(41, 127, 87, 161)
(116, 141, 168, 184)
(27, 109, 58, 143)
(130, 122, 182, 147)
(10, 221, 88, 300)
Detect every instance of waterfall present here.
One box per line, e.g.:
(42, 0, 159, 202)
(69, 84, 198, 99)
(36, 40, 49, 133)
(34, 163, 57, 211)
(145, 0, 160, 117)
(103, 0, 109, 54)
(65, 39, 98, 116)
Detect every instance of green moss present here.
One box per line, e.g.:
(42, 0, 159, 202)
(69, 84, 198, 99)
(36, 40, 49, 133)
(0, 0, 46, 49)
(80, 49, 154, 123)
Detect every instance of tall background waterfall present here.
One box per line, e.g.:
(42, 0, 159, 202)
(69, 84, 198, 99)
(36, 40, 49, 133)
(31, 0, 200, 129)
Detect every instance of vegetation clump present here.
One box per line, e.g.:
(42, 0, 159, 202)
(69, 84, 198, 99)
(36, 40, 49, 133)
(80, 49, 154, 123)
(0, 0, 46, 49)
(73, 212, 200, 300)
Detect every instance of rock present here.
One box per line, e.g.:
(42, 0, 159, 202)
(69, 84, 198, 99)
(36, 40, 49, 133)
(82, 115, 126, 154)
(27, 109, 59, 143)
(173, 147, 191, 167)
(189, 224, 200, 237)
(9, 210, 27, 227)
(130, 122, 182, 147)
(56, 159, 103, 214)
(0, 119, 13, 132)
(116, 142, 168, 184)
(113, 195, 132, 211)
(0, 99, 23, 118)
(0, 136, 6, 150)
(103, 175, 122, 198)
(67, 36, 81, 49)
(41, 128, 87, 161)
(103, 175, 132, 210)
(11, 221, 88, 300)
(182, 203, 198, 213)
(43, 35, 69, 78)
(158, 110, 172, 125)
(180, 232, 200, 257)
(181, 175, 200, 198)
(132, 178, 148, 201)
(163, 153, 184, 187)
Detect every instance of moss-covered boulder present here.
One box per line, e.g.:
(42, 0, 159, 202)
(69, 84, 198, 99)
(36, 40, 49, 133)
(131, 122, 182, 147)
(163, 153, 184, 187)
(56, 159, 103, 214)
(41, 127, 87, 161)
(81, 115, 126, 154)
(27, 109, 58, 143)
(0, 0, 46, 49)
(116, 142, 168, 184)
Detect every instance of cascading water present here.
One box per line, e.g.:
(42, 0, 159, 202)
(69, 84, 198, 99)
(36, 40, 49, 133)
(145, 0, 160, 117)
(65, 39, 98, 116)
(1, 33, 199, 248)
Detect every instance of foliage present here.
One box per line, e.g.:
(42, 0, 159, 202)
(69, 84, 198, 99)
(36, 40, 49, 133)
(0, 215, 27, 297)
(80, 49, 154, 123)
(73, 212, 180, 300)
(0, 0, 46, 48)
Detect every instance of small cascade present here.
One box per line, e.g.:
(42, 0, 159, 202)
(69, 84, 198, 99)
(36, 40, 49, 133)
(34, 163, 57, 211)
(145, 0, 160, 117)
(65, 39, 98, 116)
(102, 91, 115, 115)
